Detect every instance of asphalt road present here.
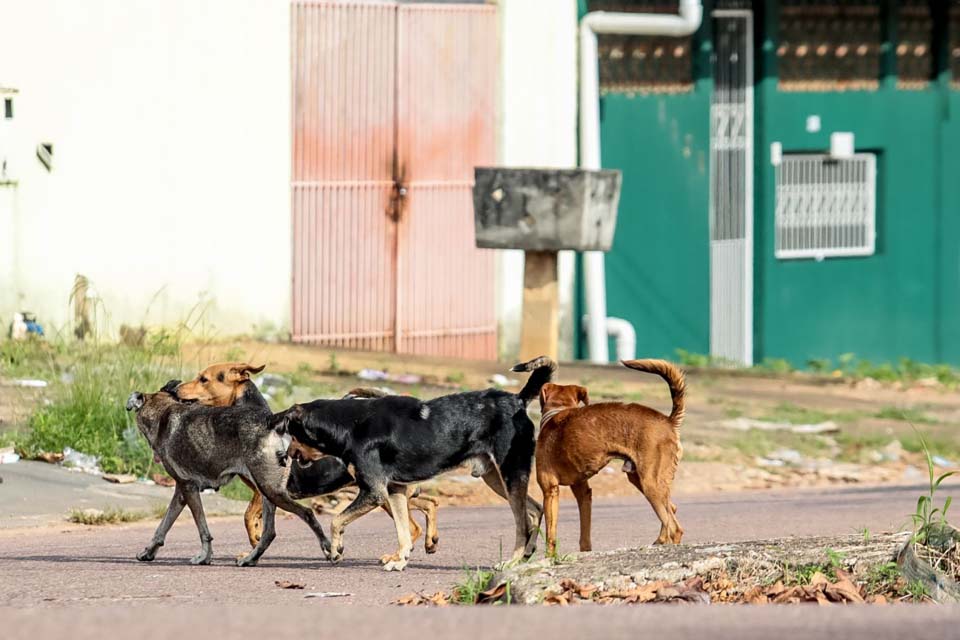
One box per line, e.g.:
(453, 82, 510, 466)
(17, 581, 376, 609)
(2, 483, 959, 638)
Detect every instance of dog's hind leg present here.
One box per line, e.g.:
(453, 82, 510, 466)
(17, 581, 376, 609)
(628, 470, 683, 545)
(383, 485, 413, 571)
(242, 489, 264, 548)
(138, 485, 186, 561)
(481, 469, 541, 536)
(237, 497, 277, 567)
(570, 480, 593, 552)
(183, 489, 214, 565)
(539, 478, 560, 558)
(257, 488, 333, 562)
(330, 486, 382, 563)
(409, 494, 439, 554)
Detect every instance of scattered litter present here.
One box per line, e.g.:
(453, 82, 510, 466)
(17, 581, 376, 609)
(61, 447, 101, 475)
(756, 457, 785, 468)
(14, 379, 47, 388)
(275, 580, 305, 590)
(34, 451, 64, 464)
(357, 369, 422, 385)
(102, 473, 137, 484)
(304, 591, 352, 599)
(149, 474, 175, 487)
(932, 456, 955, 468)
(0, 448, 20, 464)
(9, 311, 44, 340)
(768, 448, 803, 465)
(488, 374, 519, 388)
(718, 417, 838, 434)
(902, 465, 923, 482)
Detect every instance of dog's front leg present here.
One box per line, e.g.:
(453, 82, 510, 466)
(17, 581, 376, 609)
(183, 489, 214, 565)
(329, 486, 381, 564)
(138, 485, 187, 561)
(383, 484, 413, 572)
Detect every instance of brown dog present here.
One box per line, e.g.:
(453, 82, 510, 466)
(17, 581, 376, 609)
(175, 362, 439, 560)
(535, 359, 685, 555)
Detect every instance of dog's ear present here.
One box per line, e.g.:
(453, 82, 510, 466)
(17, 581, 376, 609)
(231, 363, 266, 381)
(538, 383, 555, 407)
(272, 404, 303, 435)
(575, 385, 590, 406)
(160, 380, 182, 396)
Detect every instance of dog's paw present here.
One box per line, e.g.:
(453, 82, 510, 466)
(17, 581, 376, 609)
(425, 536, 439, 554)
(383, 558, 408, 572)
(328, 545, 344, 564)
(137, 548, 157, 562)
(190, 552, 213, 566)
(379, 552, 401, 565)
(236, 554, 259, 567)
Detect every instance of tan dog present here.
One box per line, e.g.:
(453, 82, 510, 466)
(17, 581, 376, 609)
(535, 359, 685, 555)
(175, 363, 440, 561)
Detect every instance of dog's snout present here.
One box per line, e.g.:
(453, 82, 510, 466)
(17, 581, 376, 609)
(126, 391, 145, 412)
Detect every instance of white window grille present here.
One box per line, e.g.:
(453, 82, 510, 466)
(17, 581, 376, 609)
(775, 153, 876, 260)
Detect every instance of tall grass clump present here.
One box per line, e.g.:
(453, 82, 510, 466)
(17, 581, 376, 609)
(13, 331, 185, 476)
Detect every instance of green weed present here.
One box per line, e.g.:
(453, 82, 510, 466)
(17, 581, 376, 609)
(909, 427, 956, 546)
(68, 506, 149, 525)
(452, 568, 495, 605)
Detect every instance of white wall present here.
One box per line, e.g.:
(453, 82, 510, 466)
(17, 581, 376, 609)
(0, 0, 290, 338)
(497, 0, 579, 360)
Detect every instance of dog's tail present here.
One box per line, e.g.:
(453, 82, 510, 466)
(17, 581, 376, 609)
(620, 359, 686, 427)
(510, 356, 558, 405)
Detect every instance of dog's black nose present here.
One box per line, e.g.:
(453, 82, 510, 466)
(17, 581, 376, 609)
(126, 392, 145, 412)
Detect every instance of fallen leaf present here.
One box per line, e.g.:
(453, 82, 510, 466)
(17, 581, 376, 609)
(808, 572, 829, 586)
(867, 594, 887, 605)
(394, 593, 419, 605)
(476, 583, 506, 604)
(35, 452, 64, 464)
(275, 580, 305, 590)
(825, 579, 864, 603)
(742, 586, 768, 605)
(427, 591, 451, 607)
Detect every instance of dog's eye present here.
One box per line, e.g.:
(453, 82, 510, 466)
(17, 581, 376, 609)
(199, 376, 208, 384)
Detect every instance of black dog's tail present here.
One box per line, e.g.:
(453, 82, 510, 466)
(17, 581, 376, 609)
(510, 356, 557, 405)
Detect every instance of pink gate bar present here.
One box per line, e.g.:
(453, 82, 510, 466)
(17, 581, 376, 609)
(291, 1, 497, 360)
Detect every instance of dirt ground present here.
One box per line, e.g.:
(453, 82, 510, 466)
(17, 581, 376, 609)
(3, 339, 959, 503)
(185, 340, 960, 500)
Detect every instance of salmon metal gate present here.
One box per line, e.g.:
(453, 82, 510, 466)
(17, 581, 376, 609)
(291, 1, 497, 359)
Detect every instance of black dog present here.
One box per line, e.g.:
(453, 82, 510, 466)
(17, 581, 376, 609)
(274, 356, 556, 571)
(125, 381, 331, 566)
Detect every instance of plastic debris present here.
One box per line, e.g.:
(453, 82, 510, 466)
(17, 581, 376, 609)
(932, 455, 955, 468)
(357, 369, 422, 385)
(0, 448, 20, 464)
(14, 379, 47, 388)
(304, 592, 352, 599)
(62, 447, 101, 475)
(488, 374, 519, 387)
(718, 417, 838, 434)
(102, 473, 137, 484)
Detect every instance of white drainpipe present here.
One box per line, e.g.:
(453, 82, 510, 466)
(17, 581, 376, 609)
(579, 0, 704, 363)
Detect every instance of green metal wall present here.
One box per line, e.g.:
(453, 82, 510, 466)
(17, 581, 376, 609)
(755, 3, 957, 366)
(578, 1, 713, 360)
(578, 1, 959, 367)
